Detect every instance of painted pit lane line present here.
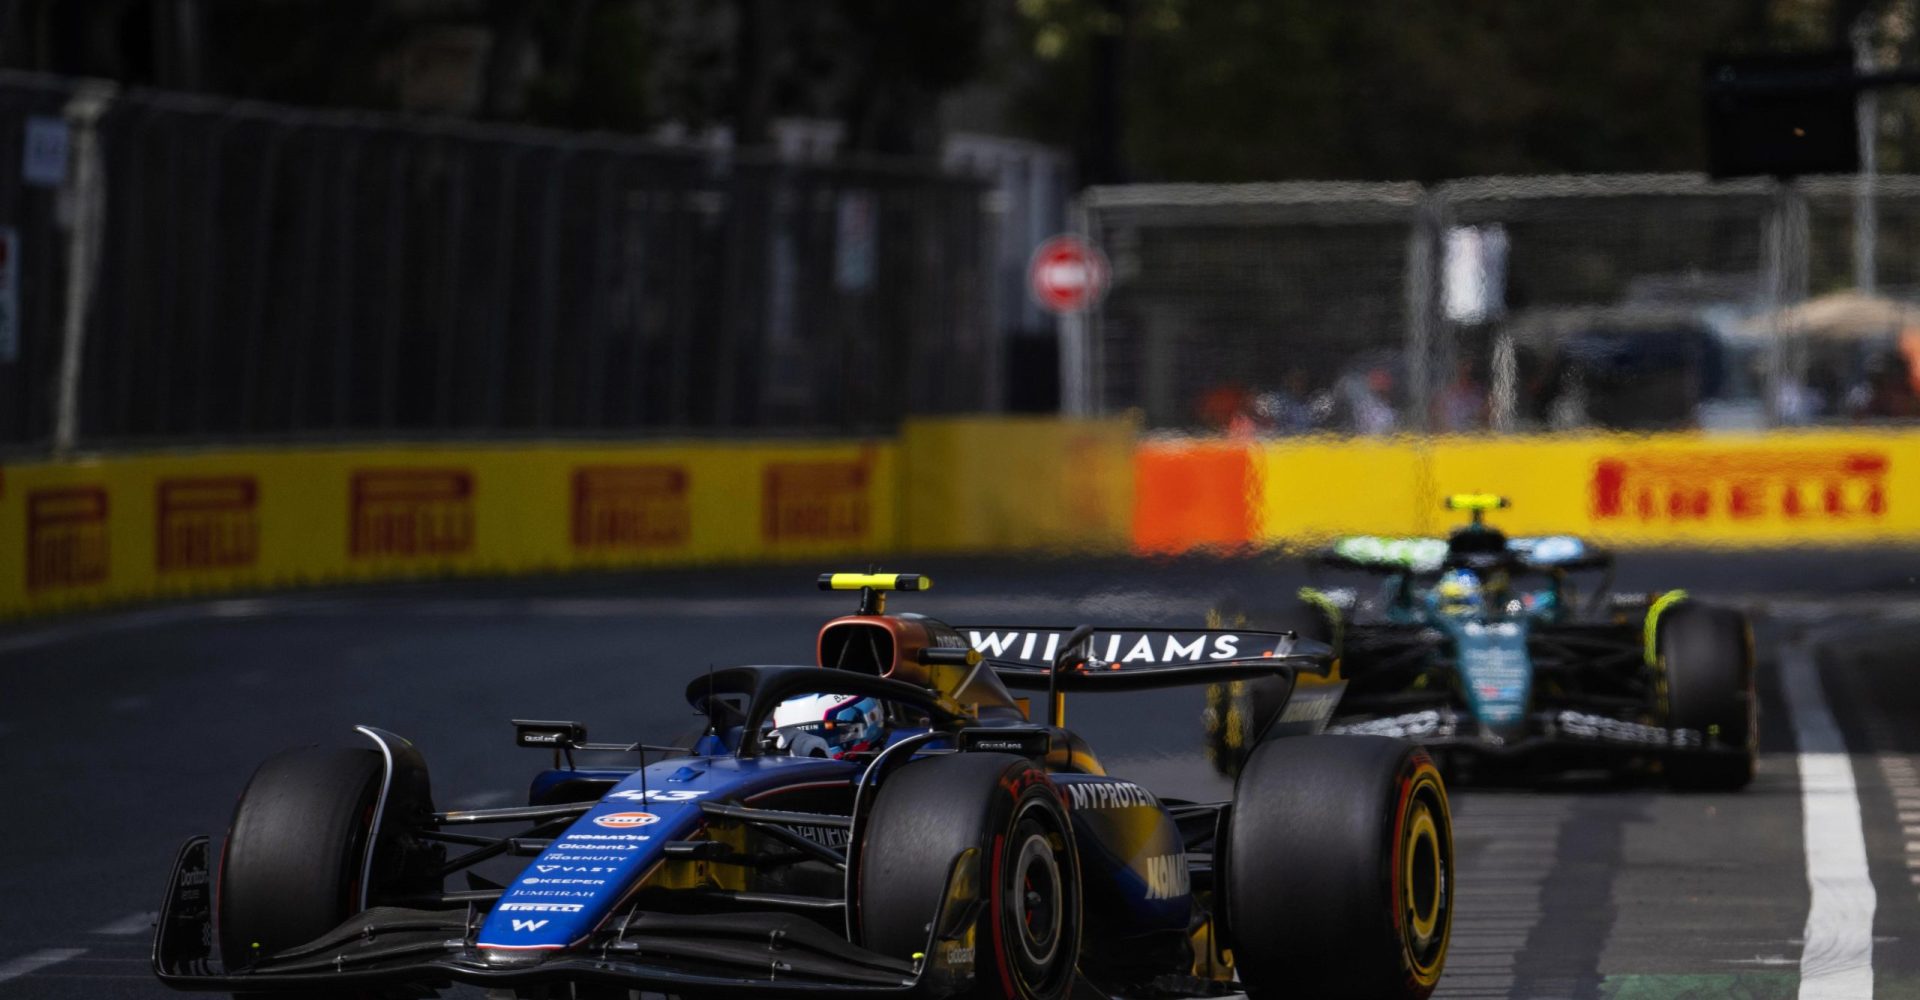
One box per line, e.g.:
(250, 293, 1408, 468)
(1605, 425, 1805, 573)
(0, 950, 87, 984)
(1784, 637, 1877, 999)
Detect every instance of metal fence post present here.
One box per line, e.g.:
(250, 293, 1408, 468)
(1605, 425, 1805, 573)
(1760, 179, 1810, 426)
(51, 81, 114, 456)
(1059, 192, 1093, 416)
(1403, 189, 1441, 435)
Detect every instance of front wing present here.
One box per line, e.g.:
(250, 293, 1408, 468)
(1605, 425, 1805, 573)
(1326, 705, 1742, 762)
(153, 838, 926, 998)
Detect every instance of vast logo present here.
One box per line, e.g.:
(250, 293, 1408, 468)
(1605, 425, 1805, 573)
(1591, 451, 1888, 524)
(592, 811, 660, 829)
(571, 465, 691, 551)
(510, 919, 548, 932)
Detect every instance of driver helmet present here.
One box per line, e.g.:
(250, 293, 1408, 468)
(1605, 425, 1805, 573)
(765, 694, 885, 759)
(1435, 568, 1484, 616)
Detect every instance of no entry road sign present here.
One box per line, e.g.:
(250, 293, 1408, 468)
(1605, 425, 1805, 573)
(1029, 235, 1110, 314)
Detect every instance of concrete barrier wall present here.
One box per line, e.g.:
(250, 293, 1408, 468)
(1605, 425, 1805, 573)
(4, 422, 1915, 618)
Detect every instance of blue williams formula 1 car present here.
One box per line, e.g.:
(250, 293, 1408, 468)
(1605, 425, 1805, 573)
(153, 574, 1455, 1000)
(1204, 496, 1756, 790)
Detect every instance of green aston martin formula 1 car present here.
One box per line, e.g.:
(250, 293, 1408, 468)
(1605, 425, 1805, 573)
(1205, 495, 1756, 789)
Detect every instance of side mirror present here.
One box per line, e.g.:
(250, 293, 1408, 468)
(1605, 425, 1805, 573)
(512, 719, 586, 749)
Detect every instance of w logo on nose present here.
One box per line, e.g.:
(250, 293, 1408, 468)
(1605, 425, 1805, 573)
(510, 919, 548, 933)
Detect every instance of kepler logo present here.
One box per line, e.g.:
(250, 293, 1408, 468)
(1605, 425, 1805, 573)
(523, 877, 606, 886)
(591, 811, 660, 830)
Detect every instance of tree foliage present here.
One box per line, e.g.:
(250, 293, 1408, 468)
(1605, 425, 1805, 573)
(1013, 0, 1855, 181)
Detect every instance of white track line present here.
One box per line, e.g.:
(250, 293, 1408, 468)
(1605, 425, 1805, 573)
(0, 948, 88, 983)
(1782, 642, 1876, 999)
(90, 912, 155, 935)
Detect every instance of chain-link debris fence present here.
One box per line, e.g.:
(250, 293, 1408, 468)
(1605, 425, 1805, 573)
(0, 72, 997, 452)
(1077, 174, 1920, 436)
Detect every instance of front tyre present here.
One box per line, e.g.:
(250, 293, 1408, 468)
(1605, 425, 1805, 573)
(1226, 735, 1452, 1000)
(217, 747, 385, 971)
(857, 753, 1081, 1000)
(1659, 602, 1756, 791)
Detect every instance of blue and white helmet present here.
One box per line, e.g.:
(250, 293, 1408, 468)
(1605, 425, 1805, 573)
(766, 694, 886, 759)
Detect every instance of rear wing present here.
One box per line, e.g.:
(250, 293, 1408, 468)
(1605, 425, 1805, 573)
(959, 625, 1334, 693)
(1507, 535, 1612, 572)
(1320, 534, 1611, 574)
(1322, 536, 1449, 573)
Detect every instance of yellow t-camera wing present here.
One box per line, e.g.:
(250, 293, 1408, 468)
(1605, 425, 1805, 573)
(1444, 493, 1510, 512)
(817, 572, 930, 614)
(817, 572, 930, 592)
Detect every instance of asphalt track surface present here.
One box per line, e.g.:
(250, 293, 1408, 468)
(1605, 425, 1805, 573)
(6, 551, 1920, 1000)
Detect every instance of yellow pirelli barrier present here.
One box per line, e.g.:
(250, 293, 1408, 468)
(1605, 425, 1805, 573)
(1253, 436, 1431, 546)
(1250, 429, 1920, 547)
(900, 415, 1135, 554)
(0, 440, 896, 618)
(1424, 430, 1920, 546)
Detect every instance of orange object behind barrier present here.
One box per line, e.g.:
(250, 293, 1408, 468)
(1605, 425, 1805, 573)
(1132, 442, 1255, 553)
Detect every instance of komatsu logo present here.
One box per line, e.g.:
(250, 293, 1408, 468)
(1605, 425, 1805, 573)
(968, 630, 1249, 665)
(1144, 854, 1189, 900)
(1066, 780, 1155, 811)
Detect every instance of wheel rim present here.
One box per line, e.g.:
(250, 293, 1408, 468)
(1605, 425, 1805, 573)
(1012, 832, 1063, 968)
(1404, 803, 1442, 944)
(998, 797, 1077, 998)
(1398, 764, 1452, 987)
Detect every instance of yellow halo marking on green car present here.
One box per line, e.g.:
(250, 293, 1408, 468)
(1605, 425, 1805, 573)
(1644, 589, 1689, 666)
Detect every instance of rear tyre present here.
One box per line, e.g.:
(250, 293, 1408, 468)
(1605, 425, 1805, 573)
(858, 753, 1080, 1000)
(1203, 594, 1333, 777)
(1227, 735, 1452, 1000)
(1659, 602, 1756, 791)
(217, 747, 384, 971)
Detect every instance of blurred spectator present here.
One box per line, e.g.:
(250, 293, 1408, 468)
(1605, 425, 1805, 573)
(1197, 382, 1258, 436)
(1434, 359, 1487, 432)
(1254, 367, 1322, 434)
(1860, 352, 1920, 421)
(1338, 367, 1399, 435)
